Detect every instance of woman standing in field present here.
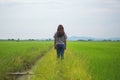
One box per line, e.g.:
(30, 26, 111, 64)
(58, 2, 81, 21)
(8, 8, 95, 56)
(54, 24, 67, 60)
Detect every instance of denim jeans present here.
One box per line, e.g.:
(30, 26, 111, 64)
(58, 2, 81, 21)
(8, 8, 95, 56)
(56, 44, 65, 59)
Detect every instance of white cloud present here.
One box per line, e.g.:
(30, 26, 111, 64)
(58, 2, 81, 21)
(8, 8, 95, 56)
(0, 0, 65, 4)
(0, 0, 120, 38)
(0, 0, 16, 3)
(103, 0, 120, 8)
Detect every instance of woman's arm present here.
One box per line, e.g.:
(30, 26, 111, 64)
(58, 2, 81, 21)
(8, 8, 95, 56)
(64, 39, 66, 50)
(64, 33, 67, 50)
(54, 38, 56, 49)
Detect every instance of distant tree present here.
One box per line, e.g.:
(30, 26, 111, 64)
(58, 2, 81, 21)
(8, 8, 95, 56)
(49, 38, 51, 41)
(102, 39, 112, 42)
(8, 39, 15, 41)
(32, 39, 34, 41)
(11, 39, 14, 41)
(16, 38, 20, 42)
(117, 40, 120, 42)
(77, 40, 86, 41)
(88, 39, 93, 41)
(28, 39, 34, 41)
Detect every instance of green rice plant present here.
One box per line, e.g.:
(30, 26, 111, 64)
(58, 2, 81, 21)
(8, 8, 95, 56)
(2, 41, 120, 80)
(68, 41, 120, 80)
(25, 48, 91, 80)
(21, 42, 91, 80)
(20, 41, 120, 80)
(0, 41, 52, 80)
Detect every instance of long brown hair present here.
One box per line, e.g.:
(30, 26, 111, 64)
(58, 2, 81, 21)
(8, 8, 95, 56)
(57, 24, 65, 37)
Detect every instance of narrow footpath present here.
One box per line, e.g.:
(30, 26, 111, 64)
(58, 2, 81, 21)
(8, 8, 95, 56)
(18, 48, 92, 80)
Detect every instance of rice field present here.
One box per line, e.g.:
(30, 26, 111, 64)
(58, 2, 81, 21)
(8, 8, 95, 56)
(68, 41, 120, 80)
(0, 41, 120, 80)
(0, 41, 52, 80)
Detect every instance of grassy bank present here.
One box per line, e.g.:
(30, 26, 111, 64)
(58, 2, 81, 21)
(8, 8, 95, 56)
(0, 41, 52, 80)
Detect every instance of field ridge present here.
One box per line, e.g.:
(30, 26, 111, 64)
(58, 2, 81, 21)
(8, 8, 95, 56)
(8, 46, 53, 80)
(30, 46, 52, 68)
(18, 48, 91, 80)
(0, 41, 53, 80)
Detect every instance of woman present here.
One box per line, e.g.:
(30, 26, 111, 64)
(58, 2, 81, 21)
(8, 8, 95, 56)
(54, 24, 67, 60)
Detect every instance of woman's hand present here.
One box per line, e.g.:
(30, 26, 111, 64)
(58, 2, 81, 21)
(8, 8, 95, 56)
(64, 46, 66, 50)
(54, 45, 56, 49)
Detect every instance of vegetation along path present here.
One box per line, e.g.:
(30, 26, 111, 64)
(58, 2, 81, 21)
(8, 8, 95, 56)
(18, 48, 91, 80)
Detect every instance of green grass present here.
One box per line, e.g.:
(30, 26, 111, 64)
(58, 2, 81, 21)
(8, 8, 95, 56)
(26, 41, 120, 80)
(0, 41, 120, 80)
(68, 41, 120, 80)
(20, 48, 90, 80)
(0, 41, 52, 80)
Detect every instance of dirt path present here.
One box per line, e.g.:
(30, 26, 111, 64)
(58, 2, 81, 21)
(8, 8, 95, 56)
(18, 48, 92, 80)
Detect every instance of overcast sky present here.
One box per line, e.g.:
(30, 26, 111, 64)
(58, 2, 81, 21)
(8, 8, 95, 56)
(0, 0, 120, 39)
